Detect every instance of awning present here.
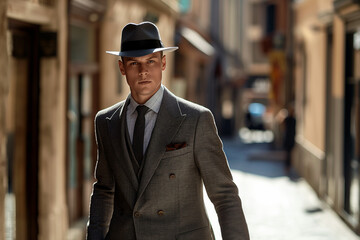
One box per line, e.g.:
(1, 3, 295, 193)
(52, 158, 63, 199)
(180, 27, 215, 56)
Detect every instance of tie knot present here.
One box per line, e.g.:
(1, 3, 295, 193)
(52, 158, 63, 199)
(136, 105, 148, 116)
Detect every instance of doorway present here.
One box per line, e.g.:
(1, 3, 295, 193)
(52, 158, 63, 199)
(5, 19, 40, 240)
(67, 22, 99, 226)
(344, 30, 360, 226)
(324, 26, 336, 202)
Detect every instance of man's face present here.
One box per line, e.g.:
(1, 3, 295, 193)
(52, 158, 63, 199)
(119, 52, 166, 104)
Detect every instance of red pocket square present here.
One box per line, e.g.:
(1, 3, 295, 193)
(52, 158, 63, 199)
(166, 142, 187, 151)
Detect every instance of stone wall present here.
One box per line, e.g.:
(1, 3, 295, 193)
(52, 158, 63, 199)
(0, 0, 8, 238)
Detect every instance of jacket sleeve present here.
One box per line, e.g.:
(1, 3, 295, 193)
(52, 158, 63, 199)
(87, 114, 115, 240)
(194, 110, 250, 240)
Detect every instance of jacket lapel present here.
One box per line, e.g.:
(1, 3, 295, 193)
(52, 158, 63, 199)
(136, 88, 186, 201)
(106, 98, 139, 191)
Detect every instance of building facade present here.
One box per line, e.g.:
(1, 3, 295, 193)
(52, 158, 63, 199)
(210, 0, 247, 136)
(334, 0, 360, 231)
(0, 0, 180, 239)
(175, 0, 246, 136)
(292, 0, 360, 234)
(239, 0, 293, 147)
(2, 0, 69, 239)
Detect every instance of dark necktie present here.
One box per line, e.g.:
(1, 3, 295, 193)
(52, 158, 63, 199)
(132, 105, 148, 166)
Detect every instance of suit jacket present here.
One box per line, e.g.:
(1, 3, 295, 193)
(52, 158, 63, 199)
(87, 88, 249, 240)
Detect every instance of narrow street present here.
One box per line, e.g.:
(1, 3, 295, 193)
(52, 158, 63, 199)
(205, 136, 360, 240)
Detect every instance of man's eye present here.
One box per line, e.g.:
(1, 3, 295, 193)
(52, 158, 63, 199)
(129, 62, 137, 66)
(148, 60, 155, 64)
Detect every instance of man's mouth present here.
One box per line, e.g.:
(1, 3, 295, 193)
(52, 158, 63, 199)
(138, 80, 151, 85)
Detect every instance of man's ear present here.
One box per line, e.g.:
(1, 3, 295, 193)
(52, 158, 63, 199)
(118, 60, 126, 75)
(161, 55, 166, 71)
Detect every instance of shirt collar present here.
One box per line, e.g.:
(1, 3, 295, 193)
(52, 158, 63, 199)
(127, 85, 164, 115)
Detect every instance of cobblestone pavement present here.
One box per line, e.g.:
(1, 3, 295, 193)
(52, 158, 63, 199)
(204, 137, 360, 240)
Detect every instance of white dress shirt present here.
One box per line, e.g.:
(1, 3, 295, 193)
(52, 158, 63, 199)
(126, 85, 164, 155)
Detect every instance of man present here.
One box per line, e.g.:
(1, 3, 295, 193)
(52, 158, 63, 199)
(87, 22, 249, 240)
(282, 104, 296, 175)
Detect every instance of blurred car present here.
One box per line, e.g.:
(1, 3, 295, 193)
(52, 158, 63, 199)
(245, 102, 266, 130)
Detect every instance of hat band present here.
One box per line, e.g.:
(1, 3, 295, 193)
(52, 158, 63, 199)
(121, 39, 164, 52)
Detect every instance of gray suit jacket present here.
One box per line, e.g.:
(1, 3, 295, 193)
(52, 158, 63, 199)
(87, 88, 249, 240)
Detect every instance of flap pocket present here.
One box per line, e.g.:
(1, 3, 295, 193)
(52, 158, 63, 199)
(176, 226, 213, 240)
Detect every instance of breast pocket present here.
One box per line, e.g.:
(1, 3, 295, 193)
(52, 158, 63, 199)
(162, 146, 191, 159)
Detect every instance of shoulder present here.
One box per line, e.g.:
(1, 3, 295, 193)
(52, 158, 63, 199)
(171, 96, 219, 136)
(95, 100, 126, 121)
(172, 94, 211, 117)
(177, 97, 215, 127)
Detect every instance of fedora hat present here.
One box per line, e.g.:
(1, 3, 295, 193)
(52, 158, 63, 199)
(106, 22, 178, 57)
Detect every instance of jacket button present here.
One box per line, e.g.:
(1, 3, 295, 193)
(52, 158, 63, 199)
(157, 210, 165, 216)
(169, 173, 176, 179)
(134, 211, 141, 217)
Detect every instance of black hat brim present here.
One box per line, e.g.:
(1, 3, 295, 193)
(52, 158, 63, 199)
(106, 47, 178, 57)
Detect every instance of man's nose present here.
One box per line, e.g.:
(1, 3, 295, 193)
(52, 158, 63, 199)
(138, 63, 148, 76)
